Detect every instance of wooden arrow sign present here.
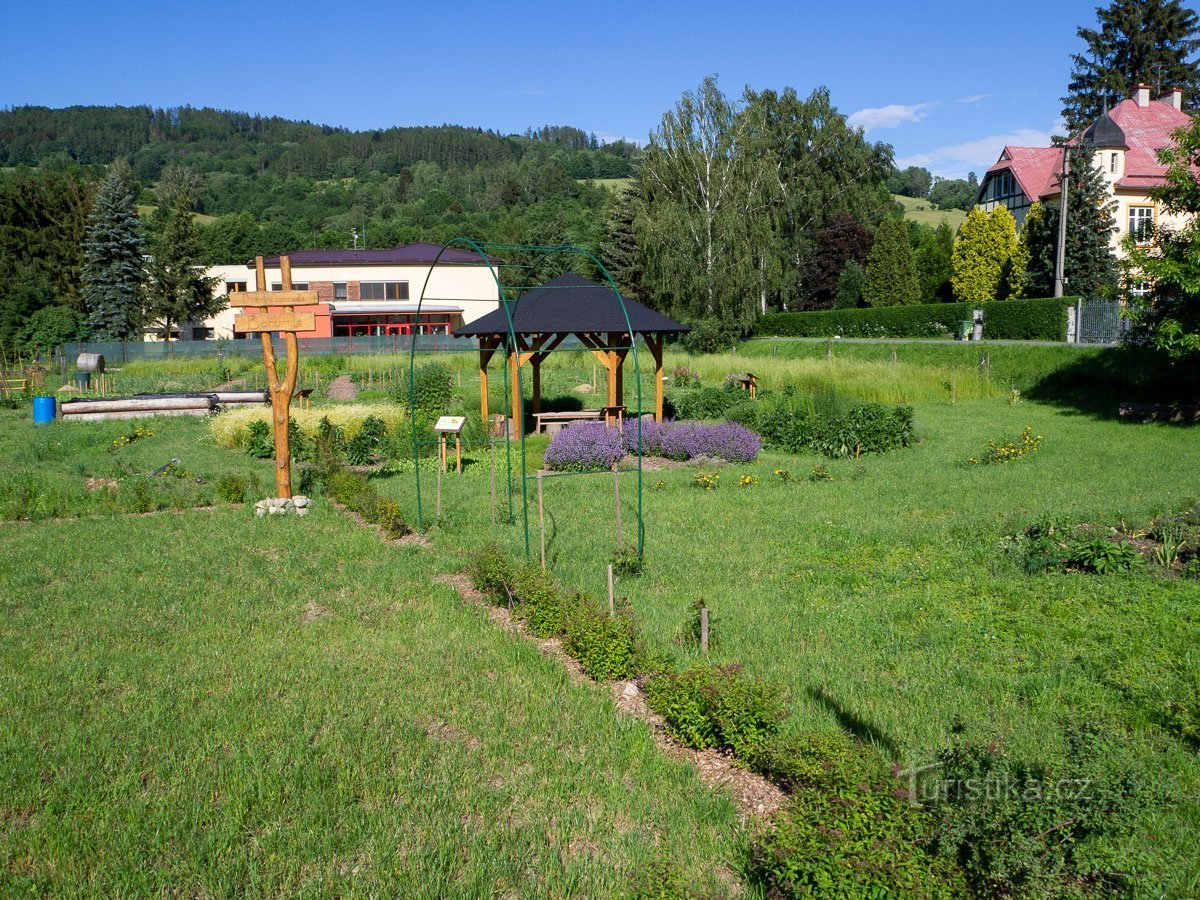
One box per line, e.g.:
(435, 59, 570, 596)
(235, 289, 319, 308)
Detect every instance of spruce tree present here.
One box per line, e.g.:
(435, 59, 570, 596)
(1062, 0, 1200, 130)
(600, 181, 650, 306)
(81, 160, 147, 340)
(863, 218, 921, 307)
(1019, 146, 1119, 298)
(146, 189, 223, 341)
(952, 207, 1019, 304)
(834, 260, 866, 309)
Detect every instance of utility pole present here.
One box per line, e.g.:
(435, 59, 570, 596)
(1053, 147, 1070, 298)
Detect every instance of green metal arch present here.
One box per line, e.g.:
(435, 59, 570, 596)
(408, 239, 646, 561)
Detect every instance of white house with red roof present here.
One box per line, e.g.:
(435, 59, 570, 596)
(164, 241, 503, 342)
(977, 86, 1193, 269)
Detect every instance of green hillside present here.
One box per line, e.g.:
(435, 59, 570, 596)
(893, 193, 966, 230)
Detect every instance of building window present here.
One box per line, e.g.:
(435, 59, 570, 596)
(333, 282, 347, 300)
(1127, 281, 1153, 297)
(360, 281, 410, 301)
(270, 282, 310, 291)
(1127, 206, 1154, 243)
(225, 281, 246, 294)
(191, 327, 214, 340)
(1110, 153, 1117, 174)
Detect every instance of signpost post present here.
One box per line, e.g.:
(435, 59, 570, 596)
(232, 255, 317, 499)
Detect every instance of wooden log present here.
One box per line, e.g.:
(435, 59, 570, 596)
(211, 391, 270, 404)
(60, 397, 214, 414)
(75, 352, 105, 373)
(61, 408, 212, 421)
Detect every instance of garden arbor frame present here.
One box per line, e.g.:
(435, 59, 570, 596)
(408, 239, 689, 561)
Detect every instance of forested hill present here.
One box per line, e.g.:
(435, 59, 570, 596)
(0, 105, 637, 181)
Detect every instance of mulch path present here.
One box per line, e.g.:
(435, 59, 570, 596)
(326, 374, 358, 402)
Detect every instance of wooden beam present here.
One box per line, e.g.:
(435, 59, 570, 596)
(508, 349, 523, 440)
(645, 334, 665, 422)
(531, 356, 542, 415)
(479, 336, 500, 427)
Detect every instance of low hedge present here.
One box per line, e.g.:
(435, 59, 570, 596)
(758, 297, 1076, 342)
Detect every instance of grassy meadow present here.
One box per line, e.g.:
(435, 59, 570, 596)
(3, 340, 1198, 893)
(893, 193, 967, 230)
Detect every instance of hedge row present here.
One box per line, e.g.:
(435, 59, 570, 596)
(757, 296, 1076, 341)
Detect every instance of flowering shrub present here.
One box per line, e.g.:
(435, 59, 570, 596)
(544, 421, 626, 471)
(738, 474, 758, 487)
(774, 468, 795, 483)
(660, 421, 760, 463)
(694, 471, 719, 490)
(621, 418, 667, 455)
(967, 426, 1042, 465)
(810, 464, 833, 482)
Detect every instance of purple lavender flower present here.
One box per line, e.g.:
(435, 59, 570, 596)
(622, 417, 667, 455)
(544, 421, 627, 471)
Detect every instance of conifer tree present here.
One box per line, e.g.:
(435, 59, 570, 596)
(863, 218, 921, 306)
(146, 187, 223, 341)
(600, 181, 649, 306)
(1062, 0, 1200, 130)
(1018, 147, 1119, 298)
(913, 221, 955, 302)
(81, 160, 147, 340)
(952, 207, 1019, 304)
(834, 260, 866, 308)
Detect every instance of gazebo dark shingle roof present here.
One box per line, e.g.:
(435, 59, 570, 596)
(453, 272, 686, 435)
(454, 272, 688, 337)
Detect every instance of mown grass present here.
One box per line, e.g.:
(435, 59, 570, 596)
(0, 482, 741, 894)
(380, 389, 1200, 894)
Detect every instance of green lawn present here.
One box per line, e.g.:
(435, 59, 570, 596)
(894, 193, 966, 230)
(5, 343, 1199, 893)
(0, 428, 742, 894)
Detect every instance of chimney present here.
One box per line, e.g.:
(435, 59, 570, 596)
(1157, 87, 1184, 110)
(1135, 84, 1152, 107)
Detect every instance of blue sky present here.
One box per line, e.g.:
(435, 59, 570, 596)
(2, 0, 1117, 179)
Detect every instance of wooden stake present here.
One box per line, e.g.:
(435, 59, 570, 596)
(607, 564, 615, 616)
(538, 474, 546, 569)
(436, 455, 442, 521)
(613, 466, 622, 545)
(455, 435, 462, 475)
(700, 606, 709, 655)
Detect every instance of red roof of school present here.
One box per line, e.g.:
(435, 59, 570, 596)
(248, 241, 495, 268)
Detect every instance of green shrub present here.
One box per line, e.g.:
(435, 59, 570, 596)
(563, 596, 640, 681)
(678, 318, 739, 354)
(610, 543, 643, 577)
(757, 296, 1073, 341)
(670, 384, 741, 420)
(512, 563, 564, 637)
(216, 473, 257, 505)
(644, 663, 785, 757)
(747, 732, 964, 898)
(1064, 536, 1145, 574)
(753, 398, 914, 458)
(926, 724, 1146, 897)
(323, 469, 410, 537)
(396, 363, 454, 413)
(470, 545, 515, 604)
(345, 414, 387, 465)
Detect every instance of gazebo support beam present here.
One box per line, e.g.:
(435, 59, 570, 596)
(478, 337, 500, 426)
(644, 334, 665, 422)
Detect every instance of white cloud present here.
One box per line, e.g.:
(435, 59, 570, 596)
(897, 127, 1053, 179)
(956, 93, 996, 104)
(847, 102, 938, 131)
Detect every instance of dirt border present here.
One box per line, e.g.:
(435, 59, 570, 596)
(433, 572, 786, 822)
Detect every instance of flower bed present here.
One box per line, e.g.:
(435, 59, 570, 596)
(545, 419, 761, 472)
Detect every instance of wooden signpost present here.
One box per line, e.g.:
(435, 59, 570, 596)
(232, 255, 317, 499)
(434, 415, 467, 474)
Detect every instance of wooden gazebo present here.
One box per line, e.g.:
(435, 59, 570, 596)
(453, 273, 689, 438)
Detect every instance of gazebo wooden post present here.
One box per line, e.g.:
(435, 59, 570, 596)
(530, 343, 542, 416)
(478, 337, 499, 427)
(644, 333, 665, 422)
(508, 335, 525, 440)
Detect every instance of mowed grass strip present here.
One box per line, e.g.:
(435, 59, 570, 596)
(0, 508, 740, 895)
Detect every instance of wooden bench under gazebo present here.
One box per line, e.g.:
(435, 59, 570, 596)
(453, 272, 689, 439)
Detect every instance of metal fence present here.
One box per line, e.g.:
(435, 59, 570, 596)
(1074, 299, 1129, 345)
(51, 333, 483, 365)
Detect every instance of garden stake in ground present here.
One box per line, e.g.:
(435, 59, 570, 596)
(232, 254, 316, 499)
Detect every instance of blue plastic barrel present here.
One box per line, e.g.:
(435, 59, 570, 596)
(32, 395, 56, 424)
